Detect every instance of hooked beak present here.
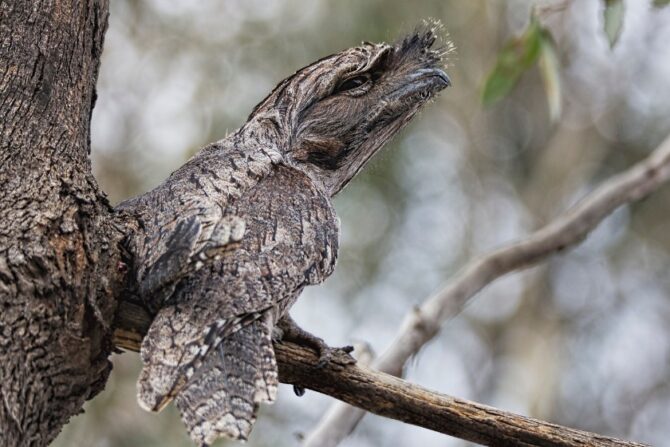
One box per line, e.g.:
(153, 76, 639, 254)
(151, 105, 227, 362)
(391, 67, 451, 104)
(412, 67, 451, 90)
(431, 68, 451, 87)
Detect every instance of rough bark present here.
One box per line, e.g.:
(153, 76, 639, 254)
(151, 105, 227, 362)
(0, 1, 125, 446)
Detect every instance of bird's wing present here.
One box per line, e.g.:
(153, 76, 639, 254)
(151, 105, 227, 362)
(137, 164, 339, 423)
(137, 212, 246, 298)
(118, 144, 279, 307)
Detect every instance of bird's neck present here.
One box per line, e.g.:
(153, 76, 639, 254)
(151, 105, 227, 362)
(237, 114, 288, 155)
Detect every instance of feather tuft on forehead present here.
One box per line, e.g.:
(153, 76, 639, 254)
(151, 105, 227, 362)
(394, 19, 455, 69)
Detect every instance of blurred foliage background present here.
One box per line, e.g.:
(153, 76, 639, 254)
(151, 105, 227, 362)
(54, 0, 670, 446)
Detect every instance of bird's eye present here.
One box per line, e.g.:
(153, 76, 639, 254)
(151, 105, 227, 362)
(335, 74, 371, 94)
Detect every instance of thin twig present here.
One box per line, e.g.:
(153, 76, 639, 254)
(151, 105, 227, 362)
(303, 133, 670, 446)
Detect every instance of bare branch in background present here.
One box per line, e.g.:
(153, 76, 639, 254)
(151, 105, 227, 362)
(303, 132, 670, 446)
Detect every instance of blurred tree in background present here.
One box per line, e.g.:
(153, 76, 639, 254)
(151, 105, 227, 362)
(53, 0, 670, 445)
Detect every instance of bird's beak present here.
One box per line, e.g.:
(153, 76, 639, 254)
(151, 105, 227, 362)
(432, 68, 451, 87)
(411, 67, 451, 89)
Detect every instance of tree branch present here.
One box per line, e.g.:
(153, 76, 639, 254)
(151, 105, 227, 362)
(303, 133, 670, 445)
(302, 343, 375, 447)
(277, 343, 646, 447)
(112, 304, 646, 447)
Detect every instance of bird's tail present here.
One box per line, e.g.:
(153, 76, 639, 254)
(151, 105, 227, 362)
(175, 316, 278, 445)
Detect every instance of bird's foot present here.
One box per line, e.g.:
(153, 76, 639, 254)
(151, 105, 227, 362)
(275, 315, 356, 369)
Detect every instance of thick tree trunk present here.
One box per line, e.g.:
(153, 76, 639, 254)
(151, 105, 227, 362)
(0, 1, 125, 446)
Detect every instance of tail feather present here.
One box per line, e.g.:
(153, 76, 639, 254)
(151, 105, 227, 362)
(137, 306, 265, 413)
(175, 316, 278, 445)
(255, 324, 278, 403)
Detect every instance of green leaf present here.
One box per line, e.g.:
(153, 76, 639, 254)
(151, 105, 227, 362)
(538, 32, 562, 123)
(604, 0, 624, 48)
(653, 0, 670, 7)
(481, 18, 544, 105)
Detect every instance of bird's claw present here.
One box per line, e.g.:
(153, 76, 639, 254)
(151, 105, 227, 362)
(291, 344, 355, 398)
(316, 344, 356, 368)
(276, 315, 357, 368)
(293, 385, 306, 397)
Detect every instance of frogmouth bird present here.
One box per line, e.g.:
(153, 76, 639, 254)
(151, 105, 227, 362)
(119, 24, 451, 446)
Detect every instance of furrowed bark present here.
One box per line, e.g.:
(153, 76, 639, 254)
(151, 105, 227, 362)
(0, 2, 126, 446)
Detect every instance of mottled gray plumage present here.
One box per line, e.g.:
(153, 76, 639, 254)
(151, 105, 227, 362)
(119, 24, 450, 446)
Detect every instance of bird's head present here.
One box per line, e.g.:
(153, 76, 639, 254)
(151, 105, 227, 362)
(245, 23, 452, 196)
